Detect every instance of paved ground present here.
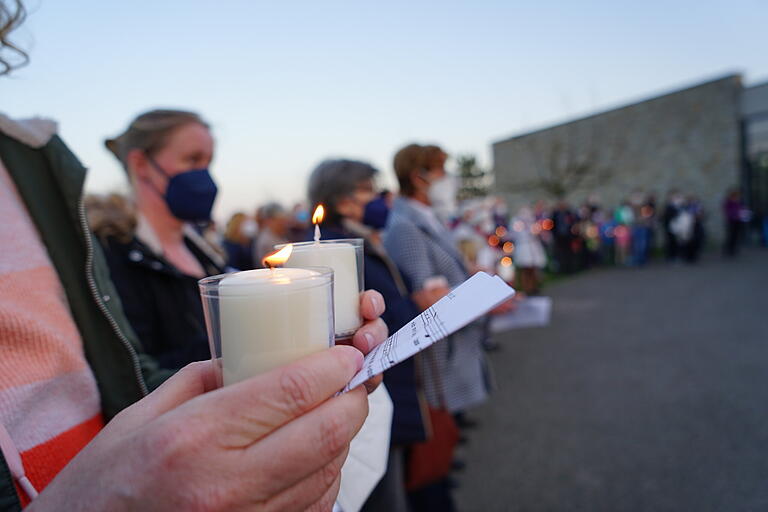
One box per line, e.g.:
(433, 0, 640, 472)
(455, 249, 768, 512)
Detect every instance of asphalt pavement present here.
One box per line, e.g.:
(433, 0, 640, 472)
(455, 249, 768, 512)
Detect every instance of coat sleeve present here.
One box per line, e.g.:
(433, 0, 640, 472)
(383, 222, 436, 292)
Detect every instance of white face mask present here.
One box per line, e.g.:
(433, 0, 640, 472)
(427, 174, 458, 221)
(240, 220, 258, 238)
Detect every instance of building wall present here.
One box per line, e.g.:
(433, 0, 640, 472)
(492, 75, 743, 241)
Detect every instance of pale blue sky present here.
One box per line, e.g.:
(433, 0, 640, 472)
(3, 0, 766, 221)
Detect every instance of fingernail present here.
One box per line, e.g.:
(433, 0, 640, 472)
(344, 345, 364, 370)
(364, 332, 375, 352)
(370, 294, 381, 314)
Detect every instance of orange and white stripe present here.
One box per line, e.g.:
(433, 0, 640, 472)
(0, 149, 103, 506)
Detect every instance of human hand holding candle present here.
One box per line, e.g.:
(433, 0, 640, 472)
(29, 347, 374, 512)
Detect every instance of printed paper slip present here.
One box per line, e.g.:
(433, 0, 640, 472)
(342, 272, 515, 393)
(490, 296, 552, 333)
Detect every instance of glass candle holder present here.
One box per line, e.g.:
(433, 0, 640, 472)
(277, 238, 364, 340)
(199, 266, 334, 388)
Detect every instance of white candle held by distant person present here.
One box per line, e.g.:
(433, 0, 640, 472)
(280, 205, 364, 339)
(497, 256, 515, 283)
(199, 245, 335, 386)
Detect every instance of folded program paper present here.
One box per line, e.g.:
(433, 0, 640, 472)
(342, 272, 515, 394)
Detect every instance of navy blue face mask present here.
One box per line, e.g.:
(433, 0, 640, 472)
(362, 197, 389, 230)
(147, 157, 218, 222)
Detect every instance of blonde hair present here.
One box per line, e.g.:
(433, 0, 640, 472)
(105, 109, 208, 170)
(224, 212, 248, 244)
(85, 193, 137, 243)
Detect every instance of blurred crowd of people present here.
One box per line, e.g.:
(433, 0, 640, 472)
(505, 190, 711, 272)
(435, 186, 754, 301)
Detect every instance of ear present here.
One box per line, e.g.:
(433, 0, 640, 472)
(410, 169, 428, 194)
(126, 149, 151, 181)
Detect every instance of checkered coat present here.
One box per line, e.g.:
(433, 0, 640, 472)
(383, 198, 491, 412)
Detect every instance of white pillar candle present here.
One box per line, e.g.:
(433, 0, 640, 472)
(284, 241, 362, 338)
(218, 268, 333, 385)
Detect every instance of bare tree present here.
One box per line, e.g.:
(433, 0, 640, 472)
(502, 122, 623, 199)
(456, 154, 492, 199)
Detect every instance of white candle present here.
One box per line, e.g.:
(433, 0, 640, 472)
(284, 242, 362, 338)
(218, 267, 333, 385)
(497, 258, 515, 283)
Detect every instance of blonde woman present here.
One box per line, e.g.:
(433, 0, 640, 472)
(101, 110, 230, 369)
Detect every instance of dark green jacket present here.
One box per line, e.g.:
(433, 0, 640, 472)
(0, 126, 171, 511)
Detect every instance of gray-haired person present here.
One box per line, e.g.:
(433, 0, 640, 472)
(252, 201, 289, 266)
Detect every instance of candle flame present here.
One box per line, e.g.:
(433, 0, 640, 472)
(263, 244, 293, 268)
(312, 204, 325, 225)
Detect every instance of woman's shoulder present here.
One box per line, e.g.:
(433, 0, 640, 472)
(385, 209, 419, 232)
(0, 113, 58, 148)
(383, 218, 422, 248)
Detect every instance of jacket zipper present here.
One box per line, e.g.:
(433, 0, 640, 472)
(78, 198, 148, 396)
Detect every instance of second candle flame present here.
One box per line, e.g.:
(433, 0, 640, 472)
(263, 244, 293, 269)
(312, 205, 325, 225)
(312, 205, 324, 243)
